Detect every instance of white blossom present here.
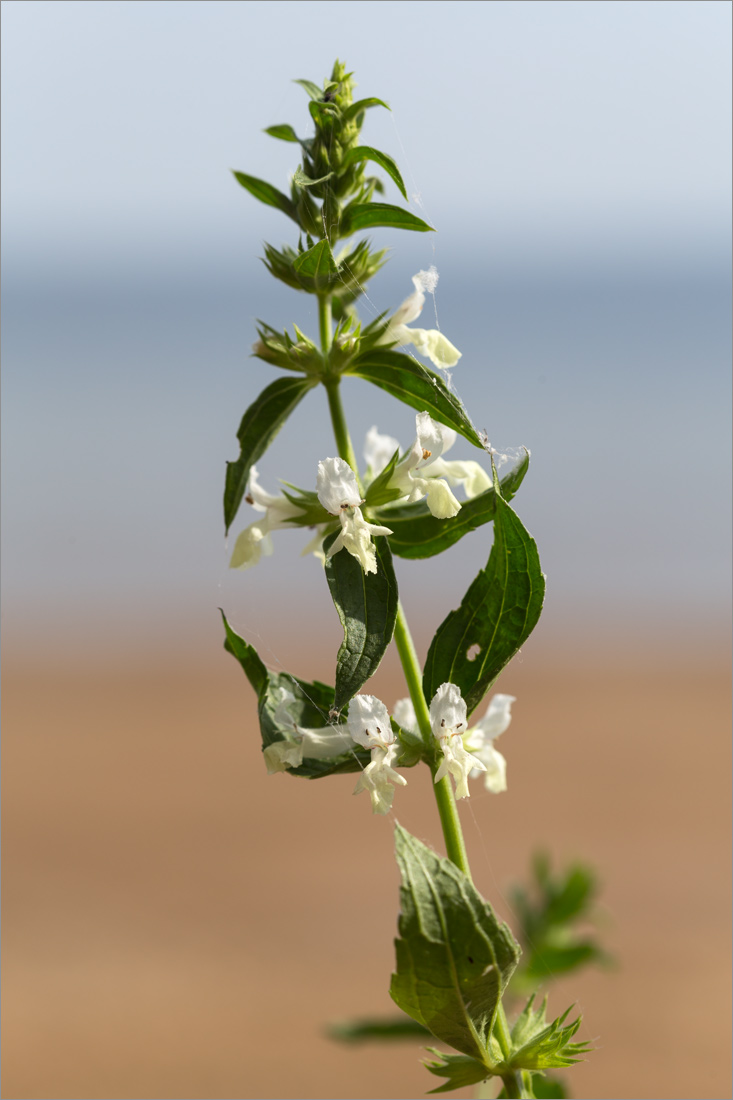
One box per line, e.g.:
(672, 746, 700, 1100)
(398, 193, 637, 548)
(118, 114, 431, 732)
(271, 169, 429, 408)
(384, 269, 462, 369)
(347, 694, 407, 815)
(393, 697, 418, 735)
(263, 686, 353, 774)
(364, 426, 400, 478)
(229, 467, 308, 571)
(430, 682, 486, 799)
(316, 457, 392, 574)
(390, 412, 462, 518)
(463, 693, 515, 793)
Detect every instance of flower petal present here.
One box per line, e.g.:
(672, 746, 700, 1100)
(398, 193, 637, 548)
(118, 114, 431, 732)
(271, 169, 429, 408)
(364, 426, 400, 478)
(347, 694, 394, 750)
(393, 697, 418, 735)
(263, 739, 304, 774)
(430, 683, 468, 738)
(316, 457, 361, 514)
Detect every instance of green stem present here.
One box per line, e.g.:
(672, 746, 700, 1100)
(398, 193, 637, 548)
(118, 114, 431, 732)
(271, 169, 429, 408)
(322, 365, 519, 1083)
(320, 293, 362, 481)
(393, 603, 472, 879)
(494, 1004, 523, 1095)
(318, 293, 333, 355)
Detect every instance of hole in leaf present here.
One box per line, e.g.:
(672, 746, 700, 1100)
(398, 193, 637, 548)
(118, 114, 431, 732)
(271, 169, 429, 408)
(466, 644, 481, 662)
(467, 956, 474, 964)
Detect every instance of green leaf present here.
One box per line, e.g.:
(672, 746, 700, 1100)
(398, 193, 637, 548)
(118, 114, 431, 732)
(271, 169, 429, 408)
(221, 612, 370, 779)
(292, 237, 340, 292)
(324, 533, 399, 713)
(390, 824, 521, 1063)
(232, 170, 299, 225)
(263, 123, 299, 142)
(224, 376, 315, 533)
(382, 452, 530, 559)
(293, 78, 323, 100)
(342, 145, 407, 199)
(328, 1015, 431, 1043)
(423, 470, 545, 716)
(221, 610, 268, 697)
(524, 943, 602, 982)
(343, 96, 390, 121)
(347, 349, 483, 448)
(425, 1050, 489, 1093)
(532, 1074, 568, 1098)
(341, 201, 434, 234)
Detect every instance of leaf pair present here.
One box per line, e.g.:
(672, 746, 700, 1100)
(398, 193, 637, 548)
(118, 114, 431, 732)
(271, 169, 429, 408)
(224, 350, 486, 532)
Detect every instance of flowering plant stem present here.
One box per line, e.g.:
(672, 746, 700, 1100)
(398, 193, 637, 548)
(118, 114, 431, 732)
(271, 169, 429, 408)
(321, 292, 523, 1096)
(224, 63, 594, 1096)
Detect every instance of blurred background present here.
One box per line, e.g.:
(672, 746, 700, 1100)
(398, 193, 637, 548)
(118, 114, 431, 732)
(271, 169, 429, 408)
(2, 2, 730, 1098)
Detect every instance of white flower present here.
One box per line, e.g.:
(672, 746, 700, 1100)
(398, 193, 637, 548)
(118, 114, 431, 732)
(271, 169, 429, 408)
(384, 269, 462, 370)
(316, 457, 392, 575)
(430, 683, 487, 799)
(229, 467, 307, 571)
(463, 693, 515, 793)
(364, 425, 400, 479)
(347, 694, 407, 815)
(263, 686, 353, 774)
(393, 696, 418, 735)
(390, 412, 462, 518)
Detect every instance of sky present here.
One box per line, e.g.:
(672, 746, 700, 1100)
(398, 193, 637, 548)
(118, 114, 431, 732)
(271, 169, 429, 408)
(2, 0, 731, 660)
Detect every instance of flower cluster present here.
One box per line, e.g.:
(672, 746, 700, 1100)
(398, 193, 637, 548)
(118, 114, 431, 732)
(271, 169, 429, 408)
(230, 408, 493, 573)
(264, 681, 514, 815)
(396, 684, 515, 799)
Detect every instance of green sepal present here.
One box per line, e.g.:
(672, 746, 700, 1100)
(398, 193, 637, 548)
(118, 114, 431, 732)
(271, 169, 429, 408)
(253, 321, 324, 374)
(224, 376, 316, 533)
(346, 349, 483, 448)
(292, 237, 340, 291)
(232, 170, 299, 225)
(363, 448, 403, 508)
(424, 1051, 489, 1094)
(329, 1014, 430, 1043)
(342, 145, 407, 199)
(380, 451, 530, 559)
(343, 96, 390, 122)
(341, 201, 433, 234)
(393, 719, 424, 768)
(291, 165, 333, 190)
(293, 78, 323, 100)
(221, 612, 370, 779)
(279, 484, 333, 528)
(324, 532, 399, 713)
(263, 123, 300, 142)
(390, 824, 521, 1064)
(423, 466, 545, 716)
(508, 997, 592, 1072)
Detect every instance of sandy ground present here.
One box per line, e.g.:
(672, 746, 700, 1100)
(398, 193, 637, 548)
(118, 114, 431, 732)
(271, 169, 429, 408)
(2, 638, 730, 1100)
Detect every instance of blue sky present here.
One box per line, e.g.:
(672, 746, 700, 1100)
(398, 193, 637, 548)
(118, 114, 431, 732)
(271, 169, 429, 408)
(2, 1, 731, 657)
